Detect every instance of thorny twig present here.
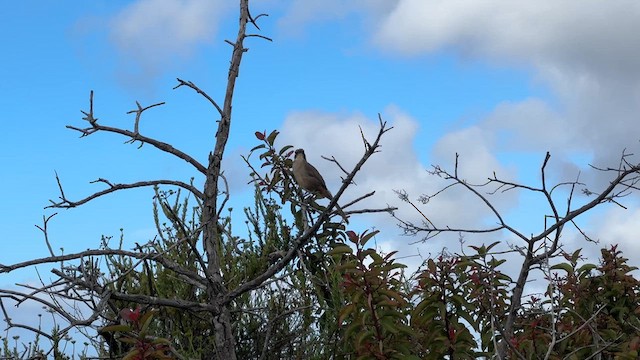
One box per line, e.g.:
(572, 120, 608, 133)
(67, 91, 207, 174)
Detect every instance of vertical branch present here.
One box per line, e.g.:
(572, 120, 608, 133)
(201, 1, 251, 359)
(35, 213, 57, 257)
(203, 0, 249, 282)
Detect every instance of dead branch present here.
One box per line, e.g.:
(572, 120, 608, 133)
(35, 213, 57, 257)
(47, 172, 204, 209)
(50, 268, 218, 313)
(68, 91, 206, 174)
(126, 100, 165, 136)
(173, 78, 223, 116)
(0, 247, 205, 289)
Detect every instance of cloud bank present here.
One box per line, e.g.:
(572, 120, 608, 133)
(108, 0, 229, 84)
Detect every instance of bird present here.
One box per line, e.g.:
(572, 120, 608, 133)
(292, 148, 349, 223)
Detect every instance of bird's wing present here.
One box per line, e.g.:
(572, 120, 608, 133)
(305, 163, 328, 188)
(305, 163, 332, 198)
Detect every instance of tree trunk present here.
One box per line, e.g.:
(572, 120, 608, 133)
(201, 1, 251, 358)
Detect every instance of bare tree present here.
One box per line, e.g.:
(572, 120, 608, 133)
(395, 150, 640, 359)
(0, 1, 394, 359)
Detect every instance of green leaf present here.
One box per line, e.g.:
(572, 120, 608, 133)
(328, 244, 353, 256)
(360, 230, 380, 246)
(339, 304, 355, 324)
(383, 250, 398, 261)
(369, 251, 384, 264)
(250, 144, 266, 152)
(379, 289, 405, 304)
(485, 241, 501, 252)
(344, 322, 361, 340)
(381, 263, 407, 272)
(427, 259, 436, 274)
(122, 349, 141, 360)
(279, 145, 294, 155)
(356, 329, 374, 348)
(119, 337, 139, 344)
(139, 308, 158, 335)
(459, 310, 478, 332)
(577, 263, 597, 274)
(413, 299, 432, 317)
(380, 317, 399, 334)
(550, 263, 573, 273)
(266, 130, 279, 146)
(571, 248, 582, 262)
(360, 248, 379, 260)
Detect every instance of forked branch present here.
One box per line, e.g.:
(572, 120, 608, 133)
(68, 91, 206, 174)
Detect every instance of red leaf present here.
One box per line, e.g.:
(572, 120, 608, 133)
(120, 307, 142, 323)
(255, 131, 265, 140)
(448, 327, 456, 341)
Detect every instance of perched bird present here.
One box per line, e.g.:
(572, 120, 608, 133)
(292, 148, 348, 222)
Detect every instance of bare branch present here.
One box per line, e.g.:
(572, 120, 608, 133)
(69, 91, 206, 174)
(173, 78, 223, 116)
(126, 100, 165, 135)
(35, 213, 57, 257)
(0, 248, 205, 289)
(247, 9, 268, 30)
(246, 34, 273, 41)
(321, 154, 351, 179)
(47, 174, 203, 209)
(50, 268, 218, 313)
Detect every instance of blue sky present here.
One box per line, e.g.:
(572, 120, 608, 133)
(3, 1, 640, 336)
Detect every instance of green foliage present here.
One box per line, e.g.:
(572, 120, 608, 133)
(406, 241, 512, 359)
(511, 245, 640, 359)
(99, 187, 215, 358)
(332, 230, 414, 359)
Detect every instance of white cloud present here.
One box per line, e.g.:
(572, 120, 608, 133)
(108, 0, 229, 81)
(484, 99, 570, 152)
(592, 205, 640, 251)
(368, 1, 640, 196)
(376, 0, 640, 76)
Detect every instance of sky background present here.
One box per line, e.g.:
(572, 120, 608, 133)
(3, 0, 640, 345)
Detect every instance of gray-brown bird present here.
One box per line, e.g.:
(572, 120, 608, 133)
(292, 148, 348, 222)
